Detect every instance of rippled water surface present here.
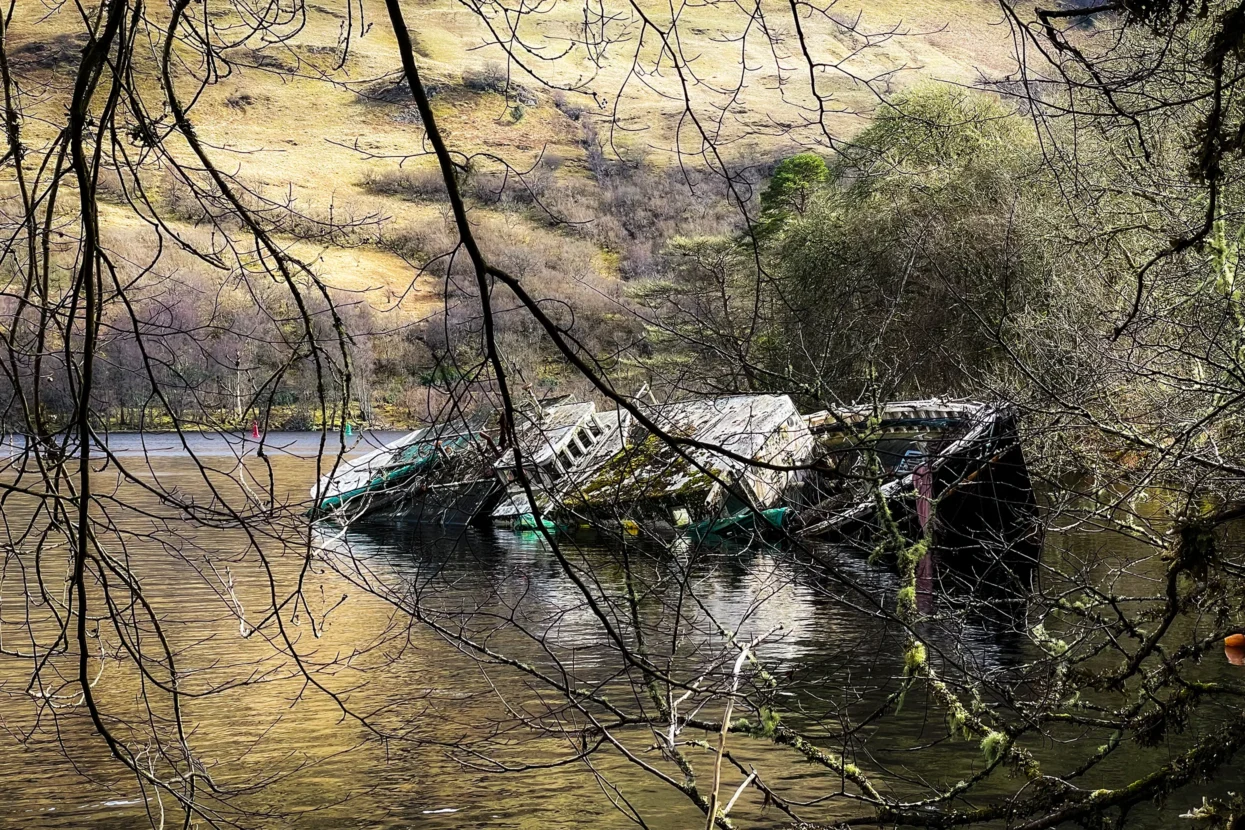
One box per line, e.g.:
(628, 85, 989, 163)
(1, 434, 1242, 828)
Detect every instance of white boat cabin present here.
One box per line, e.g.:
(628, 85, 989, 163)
(491, 401, 623, 522)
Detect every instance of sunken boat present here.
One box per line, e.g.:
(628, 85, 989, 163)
(308, 395, 1038, 558)
(797, 400, 1040, 567)
(309, 414, 502, 525)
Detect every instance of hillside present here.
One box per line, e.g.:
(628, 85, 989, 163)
(4, 0, 1021, 425)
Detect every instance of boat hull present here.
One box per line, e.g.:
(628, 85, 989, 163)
(799, 407, 1041, 578)
(317, 475, 502, 526)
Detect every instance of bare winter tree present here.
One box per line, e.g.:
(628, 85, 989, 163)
(3, 0, 1245, 827)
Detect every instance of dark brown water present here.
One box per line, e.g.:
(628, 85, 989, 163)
(1, 434, 1242, 828)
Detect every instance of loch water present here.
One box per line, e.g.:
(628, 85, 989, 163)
(1, 433, 1241, 828)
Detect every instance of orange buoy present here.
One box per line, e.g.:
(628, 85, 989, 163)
(1227, 645, 1245, 667)
(1225, 633, 1245, 649)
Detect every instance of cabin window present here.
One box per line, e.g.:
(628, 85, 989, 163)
(895, 447, 926, 474)
(588, 420, 603, 438)
(559, 450, 574, 470)
(568, 438, 585, 459)
(544, 462, 563, 483)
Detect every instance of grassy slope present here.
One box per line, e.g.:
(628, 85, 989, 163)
(9, 0, 1018, 280)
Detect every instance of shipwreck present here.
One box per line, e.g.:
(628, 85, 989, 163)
(561, 394, 814, 537)
(309, 395, 1038, 558)
(490, 398, 631, 530)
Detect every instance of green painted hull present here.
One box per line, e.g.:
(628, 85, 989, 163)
(687, 506, 792, 542)
(513, 512, 567, 533)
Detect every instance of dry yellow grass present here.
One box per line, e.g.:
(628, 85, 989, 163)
(7, 0, 1019, 323)
(97, 202, 444, 318)
(7, 0, 1019, 181)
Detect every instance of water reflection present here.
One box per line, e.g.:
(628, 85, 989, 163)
(3, 446, 1242, 829)
(317, 522, 832, 667)
(318, 522, 1040, 718)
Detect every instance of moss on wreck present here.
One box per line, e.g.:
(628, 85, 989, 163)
(567, 427, 717, 512)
